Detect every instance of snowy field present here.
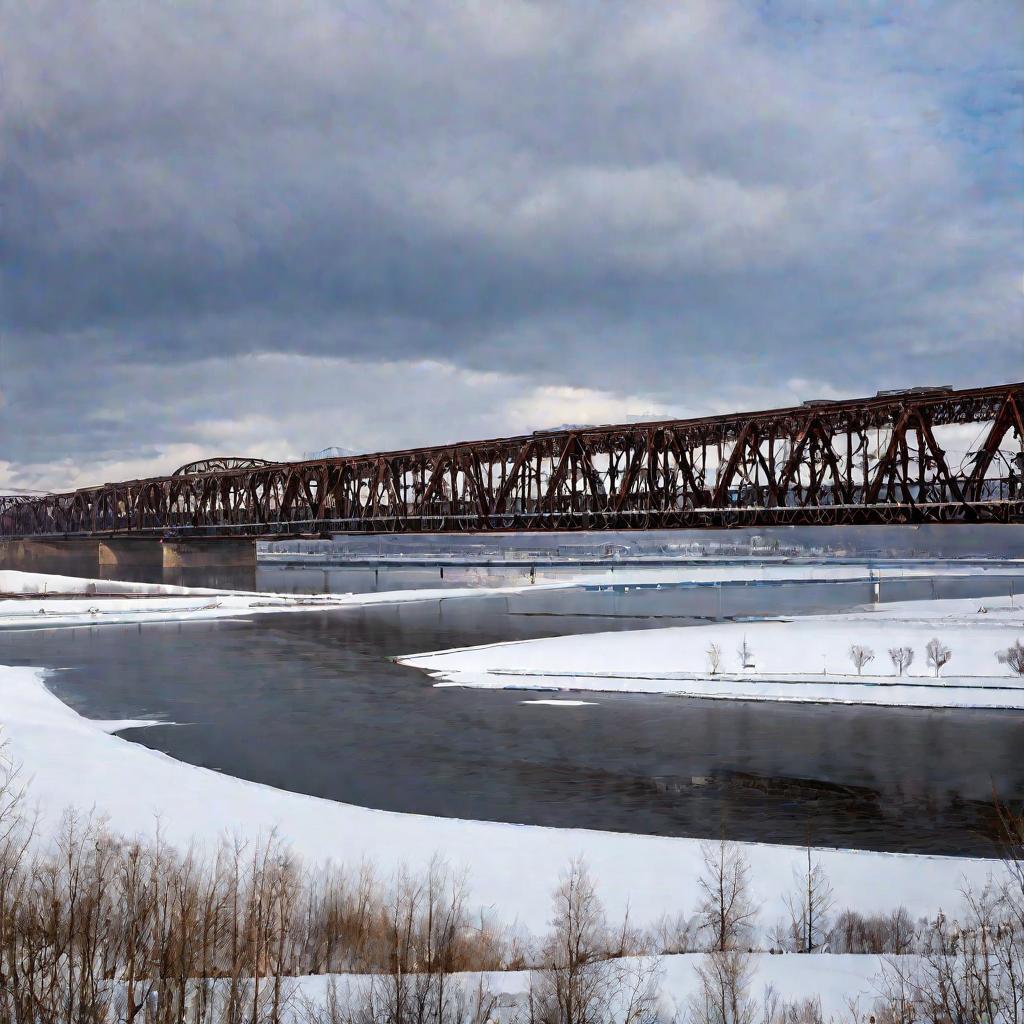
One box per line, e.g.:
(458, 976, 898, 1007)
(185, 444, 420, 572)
(400, 595, 1024, 708)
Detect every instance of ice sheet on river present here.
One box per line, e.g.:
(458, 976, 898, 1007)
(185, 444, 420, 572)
(0, 569, 530, 629)
(3, 562, 1016, 631)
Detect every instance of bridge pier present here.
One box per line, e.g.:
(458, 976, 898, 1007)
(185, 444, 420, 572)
(0, 537, 257, 573)
(9, 538, 102, 564)
(98, 539, 165, 568)
(162, 539, 256, 569)
(0, 540, 29, 566)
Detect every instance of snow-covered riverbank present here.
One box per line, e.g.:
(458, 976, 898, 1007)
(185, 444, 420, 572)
(0, 663, 1002, 936)
(400, 594, 1024, 708)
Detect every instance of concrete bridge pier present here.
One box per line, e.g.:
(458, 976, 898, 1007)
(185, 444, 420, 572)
(4, 538, 102, 566)
(0, 540, 29, 566)
(98, 539, 165, 568)
(0, 537, 257, 573)
(162, 539, 256, 569)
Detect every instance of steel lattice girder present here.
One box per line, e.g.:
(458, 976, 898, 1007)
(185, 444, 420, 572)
(3, 381, 1024, 537)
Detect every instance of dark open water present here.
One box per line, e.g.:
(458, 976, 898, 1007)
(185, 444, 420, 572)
(1, 562, 1022, 857)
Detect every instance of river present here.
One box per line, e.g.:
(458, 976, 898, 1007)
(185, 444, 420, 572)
(0, 561, 1021, 856)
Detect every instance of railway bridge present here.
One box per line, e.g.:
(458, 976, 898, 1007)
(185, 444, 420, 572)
(2, 381, 1022, 568)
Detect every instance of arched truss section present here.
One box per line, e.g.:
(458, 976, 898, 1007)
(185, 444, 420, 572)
(3, 382, 1022, 537)
(172, 457, 278, 476)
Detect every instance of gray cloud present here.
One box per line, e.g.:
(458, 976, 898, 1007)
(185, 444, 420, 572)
(1, 0, 1021, 488)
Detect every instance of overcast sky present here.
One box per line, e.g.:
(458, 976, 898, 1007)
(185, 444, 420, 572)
(2, 1, 1021, 492)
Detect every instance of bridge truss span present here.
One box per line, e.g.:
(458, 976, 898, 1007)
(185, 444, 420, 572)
(3, 381, 1023, 537)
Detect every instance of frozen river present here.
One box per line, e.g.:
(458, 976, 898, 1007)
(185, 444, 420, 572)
(0, 564, 1021, 856)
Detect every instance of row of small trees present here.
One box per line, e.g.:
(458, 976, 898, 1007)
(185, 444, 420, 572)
(847, 638, 952, 677)
(507, 833, 1024, 1024)
(850, 637, 1024, 677)
(704, 636, 1024, 678)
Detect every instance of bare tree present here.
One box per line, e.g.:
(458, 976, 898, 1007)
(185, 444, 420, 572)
(874, 885, 1024, 1024)
(531, 859, 660, 1024)
(925, 637, 952, 677)
(887, 646, 914, 676)
(707, 643, 723, 675)
(848, 645, 875, 676)
(997, 639, 1024, 676)
(533, 858, 612, 1024)
(736, 637, 754, 671)
(696, 841, 758, 952)
(607, 956, 663, 1024)
(688, 949, 757, 1024)
(784, 848, 835, 953)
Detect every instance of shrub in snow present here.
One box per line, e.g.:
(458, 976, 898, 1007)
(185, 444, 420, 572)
(925, 637, 952, 677)
(997, 639, 1024, 676)
(888, 646, 914, 676)
(829, 906, 917, 955)
(848, 644, 875, 676)
(706, 643, 722, 675)
(736, 637, 754, 671)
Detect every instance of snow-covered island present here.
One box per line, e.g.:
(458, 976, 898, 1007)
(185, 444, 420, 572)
(400, 594, 1024, 709)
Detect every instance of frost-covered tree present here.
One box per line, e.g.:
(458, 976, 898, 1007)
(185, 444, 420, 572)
(688, 950, 757, 1024)
(997, 639, 1024, 676)
(531, 859, 660, 1024)
(848, 644, 875, 675)
(888, 646, 914, 676)
(785, 847, 835, 953)
(925, 638, 952, 677)
(696, 841, 758, 952)
(534, 859, 611, 1024)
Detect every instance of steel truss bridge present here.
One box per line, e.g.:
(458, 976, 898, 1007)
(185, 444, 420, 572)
(3, 382, 1023, 539)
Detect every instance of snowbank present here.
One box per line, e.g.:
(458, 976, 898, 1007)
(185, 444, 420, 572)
(557, 563, 1009, 586)
(0, 569, 544, 630)
(0, 568, 232, 597)
(0, 664, 1000, 935)
(290, 953, 891, 1021)
(400, 595, 1024, 708)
